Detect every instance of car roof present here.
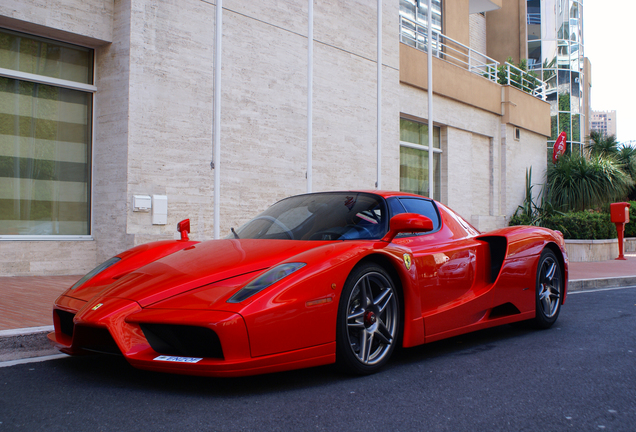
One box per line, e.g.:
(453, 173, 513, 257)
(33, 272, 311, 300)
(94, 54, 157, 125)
(343, 190, 432, 200)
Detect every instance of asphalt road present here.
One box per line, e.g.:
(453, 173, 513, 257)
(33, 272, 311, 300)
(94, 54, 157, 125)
(1, 287, 634, 432)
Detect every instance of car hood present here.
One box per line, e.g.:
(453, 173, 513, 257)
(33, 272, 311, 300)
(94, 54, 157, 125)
(88, 239, 322, 307)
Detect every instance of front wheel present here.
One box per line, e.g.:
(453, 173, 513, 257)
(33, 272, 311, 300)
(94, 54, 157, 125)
(336, 263, 400, 375)
(533, 249, 563, 329)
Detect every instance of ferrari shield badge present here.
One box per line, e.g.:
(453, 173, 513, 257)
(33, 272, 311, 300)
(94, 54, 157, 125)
(91, 303, 103, 311)
(403, 253, 412, 270)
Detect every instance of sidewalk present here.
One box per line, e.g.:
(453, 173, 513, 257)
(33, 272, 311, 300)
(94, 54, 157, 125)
(1, 254, 635, 360)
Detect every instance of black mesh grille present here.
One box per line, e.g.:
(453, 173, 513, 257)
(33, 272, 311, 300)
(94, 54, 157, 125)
(140, 324, 224, 359)
(55, 309, 75, 337)
(74, 326, 122, 355)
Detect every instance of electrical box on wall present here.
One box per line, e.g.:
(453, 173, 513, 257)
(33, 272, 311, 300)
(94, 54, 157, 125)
(132, 195, 152, 212)
(152, 195, 168, 225)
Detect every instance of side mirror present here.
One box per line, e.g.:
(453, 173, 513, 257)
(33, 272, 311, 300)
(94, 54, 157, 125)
(177, 219, 190, 241)
(382, 213, 434, 242)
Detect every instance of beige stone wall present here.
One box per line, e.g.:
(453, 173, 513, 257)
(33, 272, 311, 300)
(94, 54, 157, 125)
(400, 44, 501, 116)
(502, 85, 551, 136)
(0, 0, 550, 275)
(0, 241, 97, 276)
(92, 0, 135, 263)
(469, 13, 487, 54)
(0, 0, 113, 46)
(485, 0, 527, 65)
(125, 0, 217, 244)
(398, 83, 506, 231)
(444, 0, 470, 46)
(117, 0, 402, 240)
(501, 124, 547, 219)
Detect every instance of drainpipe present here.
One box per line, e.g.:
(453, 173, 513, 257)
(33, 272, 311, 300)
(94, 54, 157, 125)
(427, 0, 434, 199)
(376, 0, 382, 189)
(307, 0, 313, 193)
(213, 0, 222, 238)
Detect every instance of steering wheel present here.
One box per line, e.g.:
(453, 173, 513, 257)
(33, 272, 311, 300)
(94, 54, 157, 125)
(252, 216, 294, 239)
(343, 224, 373, 239)
(309, 229, 345, 241)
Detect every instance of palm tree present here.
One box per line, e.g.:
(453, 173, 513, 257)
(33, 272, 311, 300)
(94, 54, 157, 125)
(547, 153, 633, 212)
(586, 131, 619, 158)
(616, 144, 636, 199)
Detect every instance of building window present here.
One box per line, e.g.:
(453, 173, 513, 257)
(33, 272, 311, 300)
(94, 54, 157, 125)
(0, 29, 95, 237)
(399, 118, 441, 200)
(399, 0, 443, 50)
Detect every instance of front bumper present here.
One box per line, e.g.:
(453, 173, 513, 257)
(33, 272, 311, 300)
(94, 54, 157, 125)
(48, 295, 334, 377)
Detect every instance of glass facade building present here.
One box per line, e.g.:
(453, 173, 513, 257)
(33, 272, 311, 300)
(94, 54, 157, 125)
(526, 0, 585, 156)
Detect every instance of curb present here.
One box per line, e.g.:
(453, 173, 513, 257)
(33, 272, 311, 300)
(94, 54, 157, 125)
(0, 326, 59, 362)
(568, 276, 636, 291)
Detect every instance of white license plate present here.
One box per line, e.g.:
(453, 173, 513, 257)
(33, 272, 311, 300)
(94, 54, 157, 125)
(153, 355, 202, 363)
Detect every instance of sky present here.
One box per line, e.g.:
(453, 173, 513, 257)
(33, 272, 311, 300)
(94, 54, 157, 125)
(584, 1, 636, 144)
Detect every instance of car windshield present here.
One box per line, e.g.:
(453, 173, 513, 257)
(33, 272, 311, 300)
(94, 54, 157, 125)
(229, 192, 388, 241)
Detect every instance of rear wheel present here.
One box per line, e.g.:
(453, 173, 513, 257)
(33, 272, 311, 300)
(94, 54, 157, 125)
(336, 263, 400, 375)
(533, 249, 562, 329)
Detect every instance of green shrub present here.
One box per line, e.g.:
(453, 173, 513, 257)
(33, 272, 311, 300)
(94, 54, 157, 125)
(510, 210, 617, 240)
(626, 201, 636, 237)
(509, 213, 532, 226)
(547, 153, 634, 212)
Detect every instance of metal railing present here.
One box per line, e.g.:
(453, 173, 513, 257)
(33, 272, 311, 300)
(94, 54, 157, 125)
(399, 15, 498, 82)
(399, 16, 547, 101)
(501, 62, 547, 100)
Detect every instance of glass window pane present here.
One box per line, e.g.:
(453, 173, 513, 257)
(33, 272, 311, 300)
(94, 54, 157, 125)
(559, 112, 571, 139)
(398, 198, 441, 230)
(541, 40, 557, 69)
(433, 126, 440, 149)
(557, 40, 569, 69)
(570, 42, 580, 71)
(400, 0, 416, 21)
(0, 29, 93, 85)
(527, 0, 541, 40)
(400, 146, 429, 196)
(400, 118, 425, 145)
(0, 77, 91, 235)
(570, 72, 580, 114)
(433, 151, 441, 200)
(541, 0, 557, 40)
(400, 118, 439, 149)
(572, 114, 581, 142)
(557, 0, 569, 39)
(558, 69, 571, 96)
(550, 115, 558, 140)
(528, 41, 541, 69)
(400, 119, 441, 198)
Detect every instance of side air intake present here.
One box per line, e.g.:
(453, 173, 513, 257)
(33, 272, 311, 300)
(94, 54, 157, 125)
(478, 236, 507, 283)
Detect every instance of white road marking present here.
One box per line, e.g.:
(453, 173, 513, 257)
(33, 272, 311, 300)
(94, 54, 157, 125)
(0, 354, 67, 368)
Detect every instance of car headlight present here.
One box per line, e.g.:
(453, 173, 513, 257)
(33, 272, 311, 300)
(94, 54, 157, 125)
(70, 257, 121, 290)
(227, 262, 306, 303)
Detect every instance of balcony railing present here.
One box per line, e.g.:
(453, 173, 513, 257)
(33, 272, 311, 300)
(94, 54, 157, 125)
(501, 62, 547, 100)
(399, 16, 546, 101)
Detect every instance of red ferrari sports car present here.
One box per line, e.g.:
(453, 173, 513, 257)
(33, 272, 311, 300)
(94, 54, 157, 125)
(49, 191, 568, 377)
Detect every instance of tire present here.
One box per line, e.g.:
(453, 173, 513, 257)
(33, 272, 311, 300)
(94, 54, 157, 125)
(336, 263, 400, 375)
(533, 249, 563, 329)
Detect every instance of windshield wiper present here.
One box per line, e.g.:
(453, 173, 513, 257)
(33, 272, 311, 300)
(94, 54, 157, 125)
(231, 227, 240, 239)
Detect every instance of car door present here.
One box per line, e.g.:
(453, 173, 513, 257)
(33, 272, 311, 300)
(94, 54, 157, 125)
(389, 197, 491, 339)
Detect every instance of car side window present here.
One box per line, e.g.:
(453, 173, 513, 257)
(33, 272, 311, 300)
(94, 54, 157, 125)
(388, 197, 441, 237)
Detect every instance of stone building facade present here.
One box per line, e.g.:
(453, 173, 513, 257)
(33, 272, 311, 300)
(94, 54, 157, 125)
(0, 0, 552, 276)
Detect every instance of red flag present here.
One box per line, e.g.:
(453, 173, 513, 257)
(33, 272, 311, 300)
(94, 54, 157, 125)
(552, 131, 567, 164)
